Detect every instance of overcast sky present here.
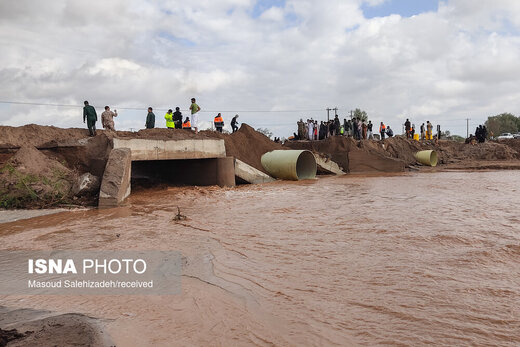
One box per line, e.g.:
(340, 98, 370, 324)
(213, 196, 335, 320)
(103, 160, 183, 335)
(1, 0, 520, 137)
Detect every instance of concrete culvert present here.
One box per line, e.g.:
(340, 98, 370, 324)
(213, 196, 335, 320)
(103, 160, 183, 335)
(261, 150, 317, 180)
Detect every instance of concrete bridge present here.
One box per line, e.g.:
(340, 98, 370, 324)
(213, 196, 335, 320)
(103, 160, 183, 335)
(98, 138, 273, 207)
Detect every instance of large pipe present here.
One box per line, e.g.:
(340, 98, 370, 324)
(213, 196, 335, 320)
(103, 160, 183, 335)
(261, 150, 317, 180)
(414, 150, 438, 167)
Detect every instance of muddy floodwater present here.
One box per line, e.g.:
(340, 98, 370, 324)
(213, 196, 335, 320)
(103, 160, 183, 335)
(1, 171, 519, 346)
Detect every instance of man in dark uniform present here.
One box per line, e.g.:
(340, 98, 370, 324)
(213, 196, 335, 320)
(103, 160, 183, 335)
(404, 118, 411, 138)
(145, 107, 155, 129)
(173, 107, 183, 129)
(231, 114, 239, 133)
(83, 100, 97, 136)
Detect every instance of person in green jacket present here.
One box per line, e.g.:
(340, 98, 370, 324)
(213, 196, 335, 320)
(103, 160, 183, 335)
(83, 100, 98, 136)
(164, 109, 174, 129)
(145, 107, 155, 129)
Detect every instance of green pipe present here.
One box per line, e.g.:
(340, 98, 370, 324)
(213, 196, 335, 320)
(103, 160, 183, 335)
(414, 150, 438, 167)
(261, 150, 317, 180)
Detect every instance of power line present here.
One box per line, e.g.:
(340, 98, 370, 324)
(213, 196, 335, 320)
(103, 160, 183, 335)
(0, 100, 324, 113)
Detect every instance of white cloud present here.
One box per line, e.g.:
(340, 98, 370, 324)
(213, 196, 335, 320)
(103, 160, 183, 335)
(1, 0, 520, 137)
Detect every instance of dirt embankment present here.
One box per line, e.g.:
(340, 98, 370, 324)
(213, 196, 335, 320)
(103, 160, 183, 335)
(0, 123, 282, 208)
(204, 124, 284, 173)
(357, 137, 516, 166)
(359, 137, 520, 166)
(0, 125, 112, 208)
(285, 136, 520, 172)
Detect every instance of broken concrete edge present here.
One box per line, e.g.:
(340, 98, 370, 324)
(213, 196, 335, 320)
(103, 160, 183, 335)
(235, 158, 276, 184)
(98, 148, 132, 208)
(313, 153, 346, 175)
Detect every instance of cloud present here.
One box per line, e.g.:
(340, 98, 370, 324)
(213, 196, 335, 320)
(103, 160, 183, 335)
(1, 0, 520, 137)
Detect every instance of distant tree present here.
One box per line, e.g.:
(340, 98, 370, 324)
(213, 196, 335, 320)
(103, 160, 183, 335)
(485, 113, 520, 136)
(352, 108, 368, 122)
(256, 127, 273, 139)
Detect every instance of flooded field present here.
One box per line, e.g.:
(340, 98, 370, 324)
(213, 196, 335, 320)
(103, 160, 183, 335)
(1, 171, 519, 346)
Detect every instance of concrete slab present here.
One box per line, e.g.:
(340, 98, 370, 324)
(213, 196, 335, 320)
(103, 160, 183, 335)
(235, 159, 275, 184)
(113, 138, 226, 161)
(98, 148, 132, 208)
(314, 154, 346, 175)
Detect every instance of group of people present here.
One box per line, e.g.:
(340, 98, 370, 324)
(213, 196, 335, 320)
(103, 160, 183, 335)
(474, 125, 488, 143)
(292, 115, 443, 143)
(295, 116, 377, 141)
(378, 122, 393, 140)
(145, 98, 201, 133)
(295, 115, 380, 141)
(82, 98, 241, 136)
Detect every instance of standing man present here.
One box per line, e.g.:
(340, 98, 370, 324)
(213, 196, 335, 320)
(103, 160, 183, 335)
(308, 119, 314, 140)
(297, 119, 305, 139)
(420, 123, 425, 140)
(214, 113, 224, 132)
(367, 120, 373, 139)
(379, 122, 386, 140)
(145, 107, 155, 129)
(83, 101, 97, 137)
(426, 121, 433, 140)
(189, 97, 201, 133)
(173, 107, 183, 129)
(231, 114, 239, 133)
(164, 109, 175, 129)
(404, 118, 411, 138)
(352, 118, 359, 140)
(101, 105, 117, 132)
(362, 121, 368, 140)
(333, 115, 341, 136)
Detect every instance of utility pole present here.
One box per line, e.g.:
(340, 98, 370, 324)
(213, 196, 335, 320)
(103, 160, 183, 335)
(466, 118, 470, 138)
(333, 107, 338, 118)
(326, 108, 331, 122)
(350, 110, 353, 120)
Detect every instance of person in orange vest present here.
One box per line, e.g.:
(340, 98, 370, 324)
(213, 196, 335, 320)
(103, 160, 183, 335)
(379, 122, 386, 140)
(182, 117, 191, 130)
(214, 113, 224, 132)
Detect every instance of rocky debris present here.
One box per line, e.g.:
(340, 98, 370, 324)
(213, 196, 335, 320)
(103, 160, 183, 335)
(72, 172, 101, 196)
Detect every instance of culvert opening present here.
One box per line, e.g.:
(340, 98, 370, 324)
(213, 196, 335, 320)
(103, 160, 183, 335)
(131, 158, 231, 190)
(296, 150, 317, 180)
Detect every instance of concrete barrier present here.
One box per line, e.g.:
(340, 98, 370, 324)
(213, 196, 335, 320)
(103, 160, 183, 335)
(112, 138, 226, 161)
(235, 159, 275, 184)
(98, 148, 132, 208)
(314, 153, 346, 175)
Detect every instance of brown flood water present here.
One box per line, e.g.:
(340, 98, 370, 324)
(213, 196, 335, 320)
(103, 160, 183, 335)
(1, 171, 519, 346)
